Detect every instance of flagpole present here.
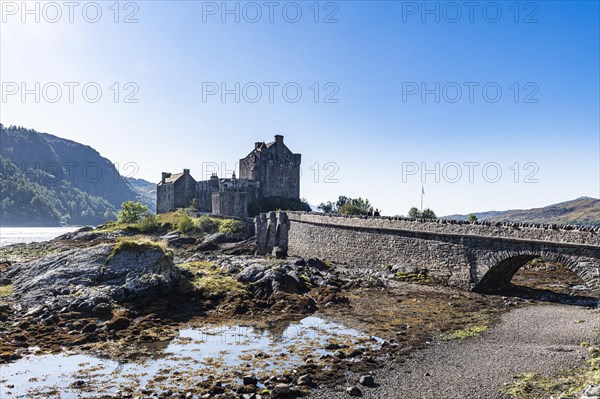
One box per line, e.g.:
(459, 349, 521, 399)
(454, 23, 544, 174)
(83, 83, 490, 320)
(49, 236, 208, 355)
(421, 186, 424, 213)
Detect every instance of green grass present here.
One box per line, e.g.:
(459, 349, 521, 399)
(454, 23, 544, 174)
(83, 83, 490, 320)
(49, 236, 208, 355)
(179, 261, 246, 298)
(396, 272, 431, 284)
(444, 324, 489, 340)
(95, 210, 246, 237)
(95, 209, 245, 236)
(109, 238, 170, 259)
(0, 284, 13, 297)
(0, 284, 13, 304)
(218, 219, 244, 234)
(503, 344, 600, 398)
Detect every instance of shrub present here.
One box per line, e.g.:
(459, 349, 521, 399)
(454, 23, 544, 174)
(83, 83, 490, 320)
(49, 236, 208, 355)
(117, 201, 150, 224)
(218, 219, 244, 234)
(138, 215, 159, 233)
(177, 213, 195, 234)
(195, 215, 220, 234)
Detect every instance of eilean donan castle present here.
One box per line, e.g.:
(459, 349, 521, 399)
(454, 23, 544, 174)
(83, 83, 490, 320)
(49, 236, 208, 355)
(157, 135, 301, 218)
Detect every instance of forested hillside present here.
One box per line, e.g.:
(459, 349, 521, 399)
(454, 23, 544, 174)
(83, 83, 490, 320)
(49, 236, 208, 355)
(0, 124, 152, 226)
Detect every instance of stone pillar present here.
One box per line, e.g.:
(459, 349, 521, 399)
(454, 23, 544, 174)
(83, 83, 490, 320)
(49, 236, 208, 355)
(274, 211, 290, 256)
(267, 211, 277, 254)
(255, 214, 268, 255)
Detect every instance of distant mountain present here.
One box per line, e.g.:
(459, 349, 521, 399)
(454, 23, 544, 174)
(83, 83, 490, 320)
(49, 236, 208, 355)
(443, 197, 600, 226)
(0, 124, 146, 226)
(127, 177, 157, 214)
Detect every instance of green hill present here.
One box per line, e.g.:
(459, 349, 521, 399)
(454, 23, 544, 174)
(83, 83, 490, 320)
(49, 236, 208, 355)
(0, 124, 152, 226)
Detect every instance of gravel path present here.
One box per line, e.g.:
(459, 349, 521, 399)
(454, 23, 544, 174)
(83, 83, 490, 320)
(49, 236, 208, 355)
(310, 303, 599, 399)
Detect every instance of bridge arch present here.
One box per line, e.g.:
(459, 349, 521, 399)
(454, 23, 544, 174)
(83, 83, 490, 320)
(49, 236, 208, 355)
(473, 250, 594, 294)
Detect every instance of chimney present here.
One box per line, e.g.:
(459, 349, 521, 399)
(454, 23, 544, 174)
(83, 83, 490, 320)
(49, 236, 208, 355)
(274, 135, 284, 145)
(255, 142, 262, 150)
(161, 172, 170, 183)
(183, 168, 190, 175)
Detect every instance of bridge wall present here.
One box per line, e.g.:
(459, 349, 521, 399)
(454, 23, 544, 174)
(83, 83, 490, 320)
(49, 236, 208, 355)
(286, 213, 600, 292)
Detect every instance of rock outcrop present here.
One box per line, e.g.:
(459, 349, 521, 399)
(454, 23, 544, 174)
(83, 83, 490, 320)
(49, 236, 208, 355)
(1, 242, 180, 314)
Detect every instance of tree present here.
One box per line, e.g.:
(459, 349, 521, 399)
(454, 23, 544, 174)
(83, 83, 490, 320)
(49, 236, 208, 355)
(350, 197, 371, 212)
(318, 201, 336, 213)
(421, 208, 437, 219)
(336, 196, 350, 209)
(339, 204, 368, 215)
(467, 214, 478, 222)
(117, 201, 150, 224)
(317, 195, 375, 215)
(408, 207, 421, 218)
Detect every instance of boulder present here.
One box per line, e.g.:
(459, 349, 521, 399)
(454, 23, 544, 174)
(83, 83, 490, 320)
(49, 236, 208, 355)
(1, 243, 180, 313)
(236, 263, 270, 283)
(242, 375, 258, 386)
(203, 232, 247, 245)
(306, 258, 328, 270)
(167, 237, 197, 247)
(359, 375, 375, 386)
(297, 374, 312, 386)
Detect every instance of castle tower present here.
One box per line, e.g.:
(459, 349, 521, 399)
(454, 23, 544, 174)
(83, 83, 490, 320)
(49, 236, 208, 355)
(238, 135, 301, 199)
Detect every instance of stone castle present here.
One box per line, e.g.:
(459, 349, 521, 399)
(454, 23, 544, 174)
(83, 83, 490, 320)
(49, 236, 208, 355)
(157, 135, 301, 217)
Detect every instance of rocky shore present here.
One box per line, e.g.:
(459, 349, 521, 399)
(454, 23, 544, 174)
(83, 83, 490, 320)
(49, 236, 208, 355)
(0, 226, 597, 399)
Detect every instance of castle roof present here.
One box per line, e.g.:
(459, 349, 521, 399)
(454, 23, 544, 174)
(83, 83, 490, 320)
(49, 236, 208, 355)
(164, 173, 183, 183)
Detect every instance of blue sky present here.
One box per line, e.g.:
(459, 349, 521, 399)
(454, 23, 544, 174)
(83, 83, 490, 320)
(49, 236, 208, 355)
(1, 1, 599, 215)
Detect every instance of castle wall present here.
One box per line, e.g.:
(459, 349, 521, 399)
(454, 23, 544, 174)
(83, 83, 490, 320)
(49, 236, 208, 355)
(212, 191, 248, 218)
(173, 173, 197, 210)
(196, 181, 217, 212)
(156, 184, 174, 214)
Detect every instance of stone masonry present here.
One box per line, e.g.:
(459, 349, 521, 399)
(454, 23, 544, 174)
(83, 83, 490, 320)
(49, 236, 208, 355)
(255, 211, 290, 257)
(284, 212, 600, 293)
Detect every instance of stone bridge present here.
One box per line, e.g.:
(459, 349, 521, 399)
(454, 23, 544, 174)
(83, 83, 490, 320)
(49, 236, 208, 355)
(275, 212, 600, 294)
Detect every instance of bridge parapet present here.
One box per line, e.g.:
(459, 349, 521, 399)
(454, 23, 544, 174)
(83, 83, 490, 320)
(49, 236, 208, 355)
(286, 212, 600, 246)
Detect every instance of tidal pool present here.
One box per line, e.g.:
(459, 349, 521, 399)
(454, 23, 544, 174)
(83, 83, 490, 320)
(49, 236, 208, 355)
(0, 316, 382, 398)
